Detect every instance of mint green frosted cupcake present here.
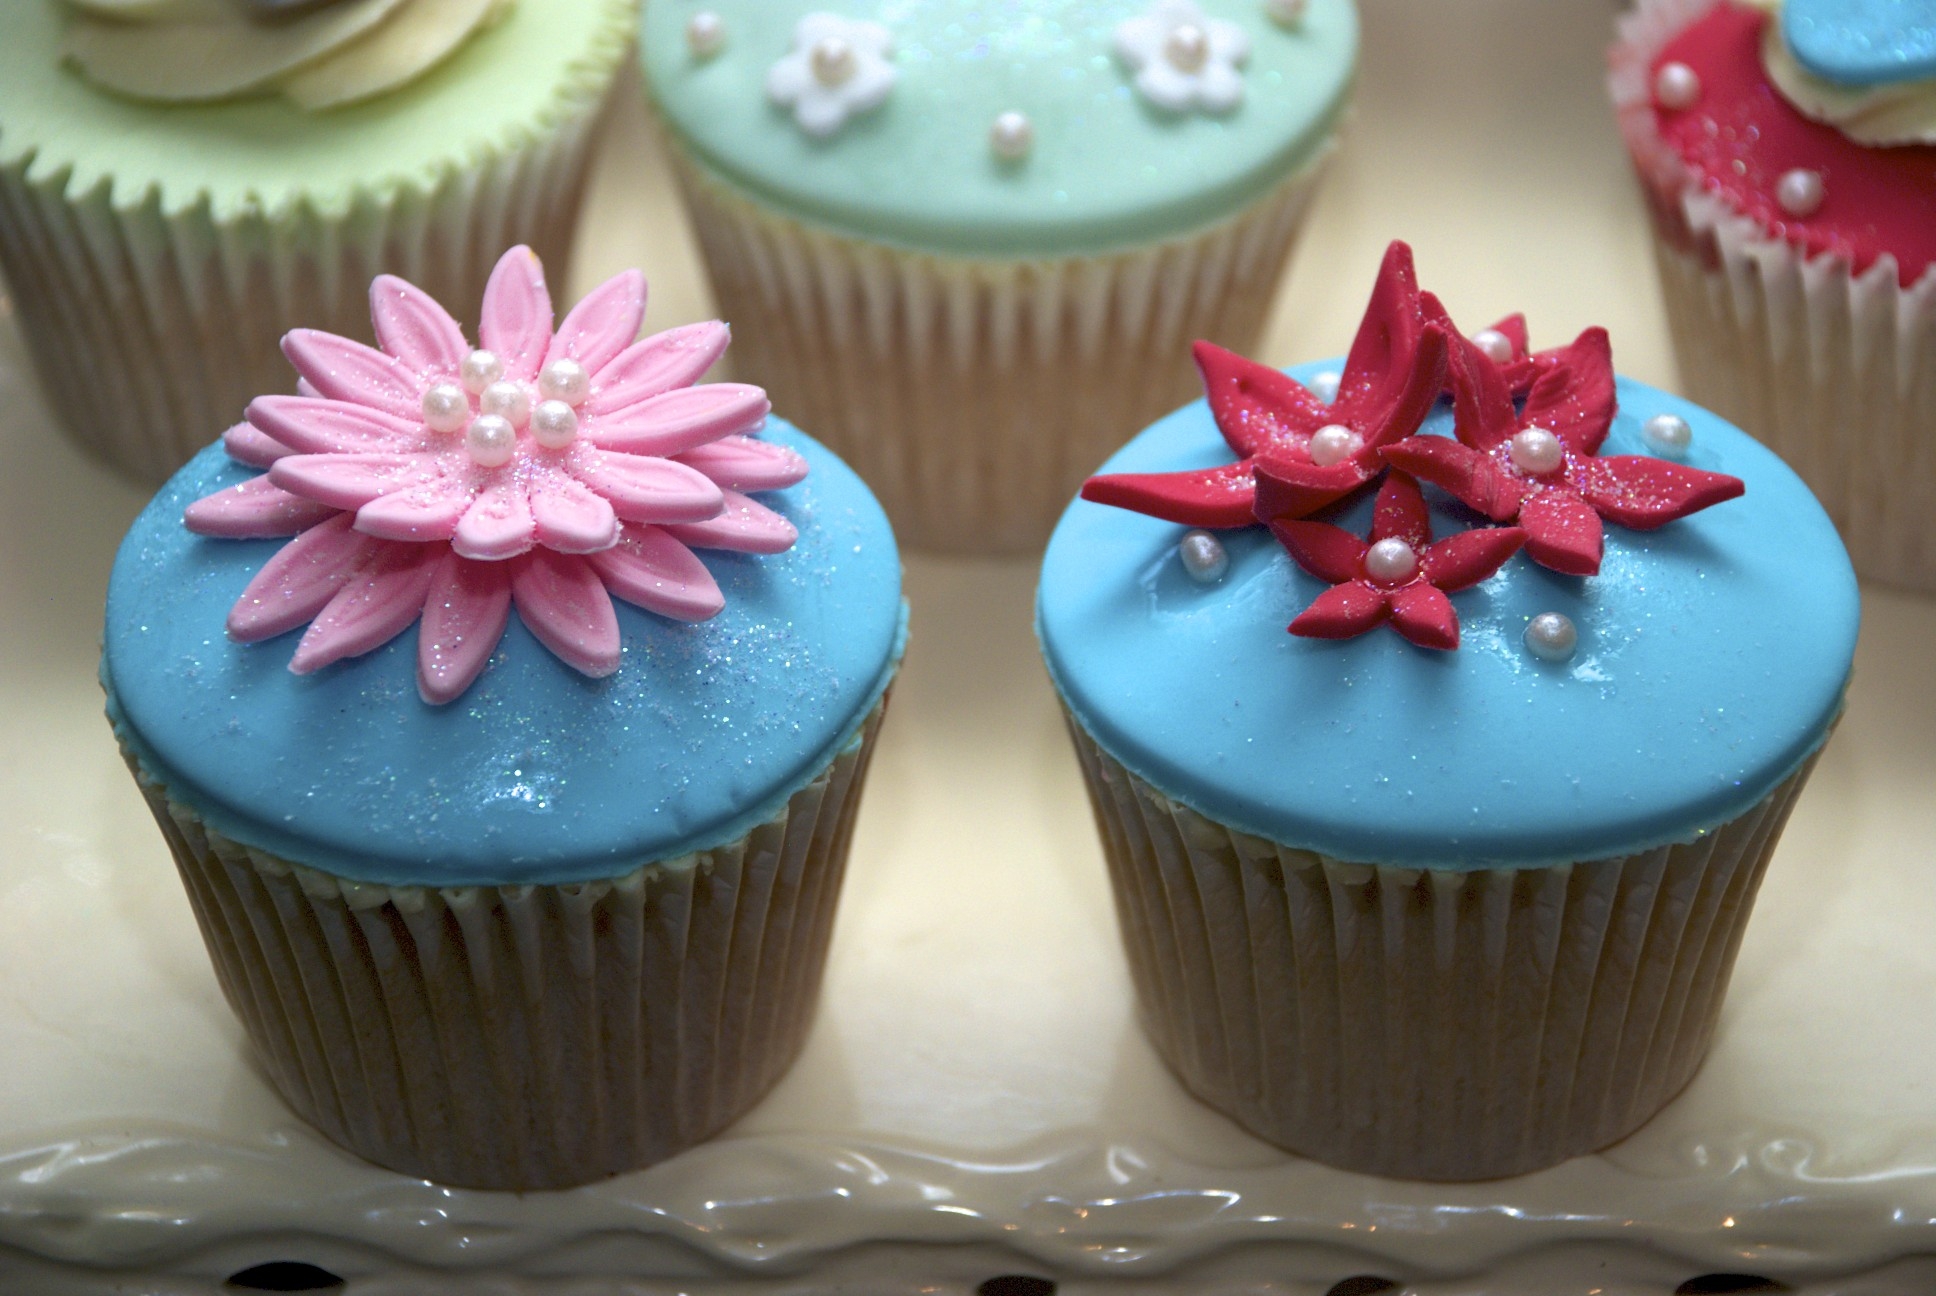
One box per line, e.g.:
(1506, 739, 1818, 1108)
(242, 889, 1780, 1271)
(0, 0, 636, 483)
(642, 0, 1356, 553)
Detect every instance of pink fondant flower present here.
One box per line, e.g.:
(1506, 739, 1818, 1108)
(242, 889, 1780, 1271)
(184, 247, 808, 705)
(1270, 473, 1526, 651)
(1079, 241, 1452, 529)
(1381, 326, 1743, 576)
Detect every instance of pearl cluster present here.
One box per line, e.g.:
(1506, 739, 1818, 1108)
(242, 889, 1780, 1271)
(424, 350, 594, 468)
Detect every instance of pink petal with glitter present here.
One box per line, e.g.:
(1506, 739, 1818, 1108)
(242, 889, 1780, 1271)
(1388, 583, 1459, 650)
(587, 525, 726, 622)
(288, 542, 439, 673)
(544, 269, 646, 376)
(585, 384, 770, 458)
(270, 453, 438, 510)
(224, 423, 291, 467)
(584, 322, 731, 417)
(297, 379, 322, 399)
(675, 437, 809, 492)
(452, 477, 538, 561)
(1519, 489, 1605, 576)
(249, 396, 423, 455)
(511, 550, 621, 678)
(186, 476, 338, 538)
(1523, 328, 1616, 457)
(661, 490, 798, 554)
(529, 470, 621, 553)
(281, 329, 422, 419)
(569, 450, 723, 524)
(370, 274, 469, 377)
(417, 550, 513, 705)
(1289, 581, 1389, 639)
(354, 475, 474, 543)
(478, 246, 554, 382)
(1578, 456, 1746, 530)
(1269, 519, 1367, 586)
(227, 515, 379, 643)
(1421, 526, 1527, 592)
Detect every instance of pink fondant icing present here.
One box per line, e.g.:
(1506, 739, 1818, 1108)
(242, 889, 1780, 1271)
(1652, 2, 1936, 286)
(184, 246, 808, 705)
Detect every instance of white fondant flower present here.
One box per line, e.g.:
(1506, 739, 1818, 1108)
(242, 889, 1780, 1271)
(765, 12, 897, 138)
(1115, 0, 1249, 115)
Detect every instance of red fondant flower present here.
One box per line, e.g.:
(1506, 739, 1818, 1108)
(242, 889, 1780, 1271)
(1381, 327, 1744, 576)
(1080, 241, 1451, 529)
(1270, 473, 1525, 650)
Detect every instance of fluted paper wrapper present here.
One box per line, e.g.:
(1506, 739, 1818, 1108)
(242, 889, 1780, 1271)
(123, 704, 884, 1191)
(0, 87, 611, 486)
(673, 147, 1333, 554)
(1612, 0, 1936, 591)
(1066, 713, 1818, 1181)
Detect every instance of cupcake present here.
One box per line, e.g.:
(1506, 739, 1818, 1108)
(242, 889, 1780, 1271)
(1611, 0, 1936, 590)
(1038, 246, 1856, 1180)
(102, 247, 906, 1189)
(640, 0, 1356, 553)
(0, 0, 637, 484)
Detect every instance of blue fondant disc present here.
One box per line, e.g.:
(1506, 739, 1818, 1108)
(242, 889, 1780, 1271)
(1784, 0, 1936, 88)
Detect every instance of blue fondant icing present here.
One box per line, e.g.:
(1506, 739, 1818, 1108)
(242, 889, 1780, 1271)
(104, 422, 906, 889)
(1037, 369, 1859, 871)
(1784, 0, 1936, 88)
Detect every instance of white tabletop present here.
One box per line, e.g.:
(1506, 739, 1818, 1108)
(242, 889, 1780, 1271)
(5, 1, 1936, 1293)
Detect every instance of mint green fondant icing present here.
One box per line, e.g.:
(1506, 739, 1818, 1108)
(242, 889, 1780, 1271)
(640, 0, 1356, 258)
(1038, 369, 1859, 870)
(0, 0, 633, 220)
(103, 423, 907, 889)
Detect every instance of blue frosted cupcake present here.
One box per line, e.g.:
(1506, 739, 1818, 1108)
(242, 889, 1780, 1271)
(103, 251, 905, 1189)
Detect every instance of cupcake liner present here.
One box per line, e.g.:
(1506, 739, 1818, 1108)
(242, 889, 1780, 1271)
(671, 143, 1335, 555)
(0, 79, 613, 486)
(123, 700, 887, 1191)
(1065, 710, 1821, 1181)
(1612, 0, 1936, 591)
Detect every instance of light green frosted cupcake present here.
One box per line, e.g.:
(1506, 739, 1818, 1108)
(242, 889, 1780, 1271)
(0, 0, 637, 483)
(641, 0, 1356, 553)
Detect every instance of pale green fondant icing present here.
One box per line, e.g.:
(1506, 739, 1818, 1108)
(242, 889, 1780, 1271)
(640, 0, 1357, 258)
(0, 0, 634, 220)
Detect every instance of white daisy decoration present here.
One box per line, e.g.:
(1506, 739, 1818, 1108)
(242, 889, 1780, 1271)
(766, 12, 898, 138)
(1115, 0, 1250, 115)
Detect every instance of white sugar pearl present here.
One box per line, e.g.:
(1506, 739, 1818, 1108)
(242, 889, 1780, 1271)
(1654, 61, 1701, 111)
(1364, 537, 1418, 583)
(461, 349, 503, 395)
(480, 380, 532, 428)
(1643, 412, 1693, 457)
(811, 36, 857, 87)
(1265, 0, 1307, 27)
(1178, 530, 1229, 583)
(531, 399, 580, 450)
(421, 382, 469, 434)
(1164, 23, 1210, 73)
(1472, 328, 1514, 366)
(538, 358, 591, 406)
(1524, 612, 1578, 663)
(1307, 370, 1341, 404)
(686, 11, 725, 58)
(466, 414, 516, 468)
(991, 111, 1034, 161)
(1777, 168, 1824, 218)
(1509, 426, 1564, 476)
(1307, 423, 1363, 467)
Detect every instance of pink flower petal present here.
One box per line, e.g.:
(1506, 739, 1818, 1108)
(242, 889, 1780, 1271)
(587, 525, 726, 622)
(569, 449, 723, 524)
(452, 477, 538, 561)
(248, 395, 422, 455)
(478, 246, 554, 383)
(281, 329, 422, 420)
(1192, 341, 1329, 459)
(529, 470, 621, 554)
(270, 453, 438, 510)
(675, 436, 810, 492)
(511, 550, 621, 678)
(1370, 473, 1432, 549)
(1080, 461, 1260, 529)
(1577, 456, 1746, 530)
(370, 274, 469, 378)
(417, 550, 513, 705)
(296, 379, 323, 399)
(584, 384, 771, 458)
(1421, 525, 1527, 592)
(224, 422, 291, 468)
(185, 476, 338, 538)
(661, 490, 799, 554)
(584, 322, 731, 417)
(1289, 581, 1389, 639)
(1519, 489, 1605, 576)
(1268, 519, 1368, 586)
(288, 541, 439, 673)
(1388, 583, 1459, 651)
(226, 514, 379, 642)
(544, 269, 646, 376)
(354, 474, 474, 543)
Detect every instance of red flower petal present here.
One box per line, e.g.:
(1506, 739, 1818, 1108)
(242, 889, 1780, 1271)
(1334, 242, 1427, 420)
(1269, 519, 1368, 585)
(1080, 461, 1259, 529)
(1519, 489, 1605, 575)
(1251, 452, 1376, 525)
(1388, 583, 1460, 650)
(1487, 313, 1528, 356)
(1577, 456, 1746, 530)
(1289, 581, 1389, 639)
(1446, 327, 1521, 452)
(1421, 525, 1527, 592)
(1355, 321, 1450, 452)
(1381, 436, 1525, 522)
(1192, 340, 1328, 458)
(1371, 472, 1431, 549)
(1523, 327, 1616, 458)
